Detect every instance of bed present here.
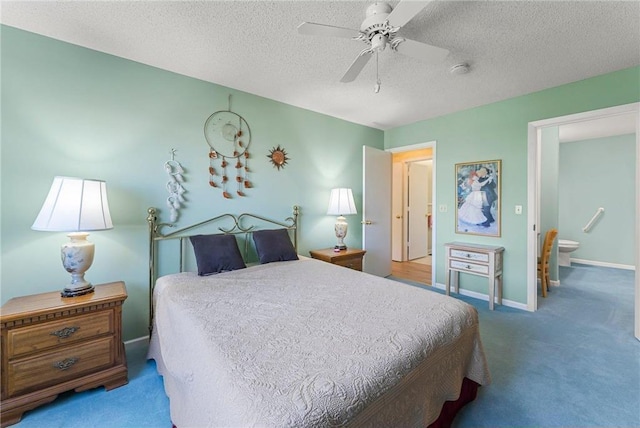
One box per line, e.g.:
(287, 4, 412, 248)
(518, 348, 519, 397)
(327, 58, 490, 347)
(146, 206, 491, 427)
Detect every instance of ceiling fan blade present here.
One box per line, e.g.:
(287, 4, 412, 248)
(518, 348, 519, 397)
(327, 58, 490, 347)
(297, 22, 359, 39)
(395, 38, 449, 63)
(387, 0, 432, 28)
(340, 52, 372, 83)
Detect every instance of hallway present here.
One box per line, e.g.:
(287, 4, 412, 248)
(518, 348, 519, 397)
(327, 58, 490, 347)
(391, 258, 432, 285)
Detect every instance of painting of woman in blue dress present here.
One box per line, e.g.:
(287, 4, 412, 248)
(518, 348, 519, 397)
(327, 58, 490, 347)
(456, 160, 501, 237)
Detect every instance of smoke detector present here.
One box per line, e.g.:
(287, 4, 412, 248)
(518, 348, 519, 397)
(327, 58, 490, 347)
(450, 63, 470, 75)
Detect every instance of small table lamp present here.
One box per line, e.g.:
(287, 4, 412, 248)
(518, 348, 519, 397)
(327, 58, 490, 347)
(32, 177, 113, 297)
(327, 188, 357, 250)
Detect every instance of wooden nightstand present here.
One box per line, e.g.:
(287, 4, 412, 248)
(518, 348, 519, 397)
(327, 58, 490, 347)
(1, 281, 128, 427)
(309, 248, 366, 271)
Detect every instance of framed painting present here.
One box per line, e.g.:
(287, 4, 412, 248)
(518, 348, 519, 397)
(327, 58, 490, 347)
(455, 159, 501, 237)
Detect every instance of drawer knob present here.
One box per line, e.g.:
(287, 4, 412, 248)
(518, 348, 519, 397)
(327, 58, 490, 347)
(466, 254, 472, 258)
(53, 357, 79, 371)
(50, 326, 80, 338)
(466, 264, 472, 270)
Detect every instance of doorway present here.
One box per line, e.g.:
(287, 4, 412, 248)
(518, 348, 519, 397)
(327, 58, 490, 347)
(389, 142, 436, 285)
(527, 102, 639, 340)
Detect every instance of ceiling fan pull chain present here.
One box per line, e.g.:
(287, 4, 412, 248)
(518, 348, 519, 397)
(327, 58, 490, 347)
(374, 51, 381, 93)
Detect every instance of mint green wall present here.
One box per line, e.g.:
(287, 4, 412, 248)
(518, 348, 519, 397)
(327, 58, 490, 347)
(540, 126, 560, 281)
(2, 25, 638, 337)
(559, 134, 636, 266)
(0, 26, 383, 340)
(385, 66, 640, 304)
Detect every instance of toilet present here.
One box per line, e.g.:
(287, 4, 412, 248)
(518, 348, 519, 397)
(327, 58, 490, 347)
(558, 239, 580, 267)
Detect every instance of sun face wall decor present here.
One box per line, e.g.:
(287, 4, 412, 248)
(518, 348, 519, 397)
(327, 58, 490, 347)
(204, 97, 251, 199)
(268, 145, 290, 170)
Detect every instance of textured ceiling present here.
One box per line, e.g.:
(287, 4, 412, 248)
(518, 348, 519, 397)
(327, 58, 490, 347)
(1, 1, 639, 130)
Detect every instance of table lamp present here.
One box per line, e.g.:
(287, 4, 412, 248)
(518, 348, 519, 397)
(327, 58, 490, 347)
(32, 177, 113, 297)
(327, 188, 357, 250)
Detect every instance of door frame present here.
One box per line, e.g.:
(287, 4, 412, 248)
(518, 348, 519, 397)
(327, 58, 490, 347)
(388, 141, 437, 286)
(391, 162, 404, 261)
(526, 102, 639, 340)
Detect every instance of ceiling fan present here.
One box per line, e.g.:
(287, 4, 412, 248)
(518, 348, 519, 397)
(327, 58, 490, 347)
(297, 1, 449, 92)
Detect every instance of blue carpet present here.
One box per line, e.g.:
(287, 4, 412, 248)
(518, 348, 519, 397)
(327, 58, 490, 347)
(452, 264, 639, 428)
(14, 264, 639, 427)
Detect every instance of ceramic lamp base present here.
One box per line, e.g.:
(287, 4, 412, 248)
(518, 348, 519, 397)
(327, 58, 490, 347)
(334, 216, 348, 251)
(61, 285, 95, 298)
(60, 232, 96, 299)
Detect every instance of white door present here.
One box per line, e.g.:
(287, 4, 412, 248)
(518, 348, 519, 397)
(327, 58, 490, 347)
(362, 146, 392, 277)
(407, 162, 429, 260)
(391, 162, 403, 261)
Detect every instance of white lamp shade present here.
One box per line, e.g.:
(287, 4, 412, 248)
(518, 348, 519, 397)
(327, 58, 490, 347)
(327, 188, 357, 216)
(32, 177, 113, 232)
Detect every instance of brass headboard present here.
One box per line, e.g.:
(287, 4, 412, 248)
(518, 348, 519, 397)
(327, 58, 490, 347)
(146, 205, 300, 334)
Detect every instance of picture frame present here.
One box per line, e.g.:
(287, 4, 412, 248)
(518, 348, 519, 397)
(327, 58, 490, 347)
(455, 159, 501, 237)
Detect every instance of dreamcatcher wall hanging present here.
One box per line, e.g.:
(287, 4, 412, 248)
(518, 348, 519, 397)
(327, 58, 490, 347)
(204, 95, 251, 198)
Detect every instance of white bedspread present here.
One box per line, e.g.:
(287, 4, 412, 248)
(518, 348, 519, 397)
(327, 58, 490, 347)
(148, 258, 490, 427)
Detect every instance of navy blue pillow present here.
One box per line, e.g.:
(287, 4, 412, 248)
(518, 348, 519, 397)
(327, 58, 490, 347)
(252, 229, 298, 264)
(189, 234, 246, 276)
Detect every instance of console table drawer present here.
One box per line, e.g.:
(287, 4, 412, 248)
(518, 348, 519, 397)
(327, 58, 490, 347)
(450, 260, 489, 275)
(8, 311, 113, 358)
(7, 336, 114, 397)
(450, 249, 489, 263)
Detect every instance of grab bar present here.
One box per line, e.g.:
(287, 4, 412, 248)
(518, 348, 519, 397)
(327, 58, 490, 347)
(583, 207, 604, 232)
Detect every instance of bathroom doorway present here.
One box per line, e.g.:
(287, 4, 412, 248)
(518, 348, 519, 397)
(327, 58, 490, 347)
(527, 102, 639, 340)
(389, 142, 435, 285)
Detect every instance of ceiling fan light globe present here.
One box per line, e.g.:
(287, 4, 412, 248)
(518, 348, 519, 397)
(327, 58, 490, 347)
(371, 34, 388, 51)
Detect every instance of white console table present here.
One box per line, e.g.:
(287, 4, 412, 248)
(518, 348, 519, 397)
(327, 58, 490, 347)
(444, 242, 505, 310)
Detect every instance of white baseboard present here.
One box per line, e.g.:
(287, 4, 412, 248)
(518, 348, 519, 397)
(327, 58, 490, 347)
(570, 258, 636, 271)
(433, 282, 529, 311)
(550, 280, 560, 287)
(124, 336, 150, 352)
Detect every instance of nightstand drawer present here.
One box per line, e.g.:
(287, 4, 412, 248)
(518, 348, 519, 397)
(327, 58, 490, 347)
(309, 248, 366, 272)
(8, 311, 114, 358)
(334, 257, 363, 271)
(7, 336, 114, 397)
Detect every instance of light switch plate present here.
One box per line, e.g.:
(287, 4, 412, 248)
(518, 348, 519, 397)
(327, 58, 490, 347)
(515, 205, 523, 215)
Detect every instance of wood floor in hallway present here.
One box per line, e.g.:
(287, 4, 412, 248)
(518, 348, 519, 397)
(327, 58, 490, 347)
(391, 260, 432, 285)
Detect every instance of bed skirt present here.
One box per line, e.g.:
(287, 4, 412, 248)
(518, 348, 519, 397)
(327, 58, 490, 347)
(428, 377, 479, 428)
(169, 378, 478, 428)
